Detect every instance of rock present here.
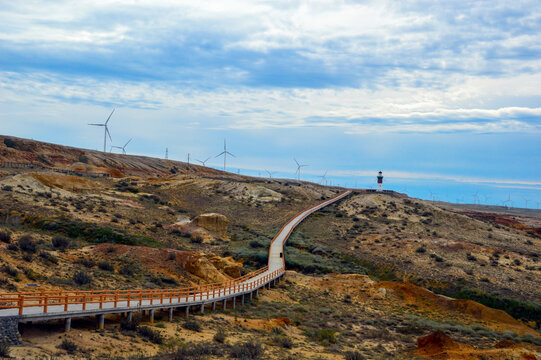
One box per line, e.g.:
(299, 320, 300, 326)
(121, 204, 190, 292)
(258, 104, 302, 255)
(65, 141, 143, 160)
(416, 330, 464, 357)
(193, 213, 228, 238)
(248, 186, 283, 202)
(184, 255, 230, 283)
(207, 255, 243, 278)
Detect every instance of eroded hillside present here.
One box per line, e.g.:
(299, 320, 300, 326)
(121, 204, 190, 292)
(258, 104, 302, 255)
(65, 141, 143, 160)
(1, 135, 540, 359)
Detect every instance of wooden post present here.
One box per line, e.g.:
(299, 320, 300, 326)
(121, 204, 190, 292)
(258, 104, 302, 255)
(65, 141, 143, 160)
(168, 308, 173, 321)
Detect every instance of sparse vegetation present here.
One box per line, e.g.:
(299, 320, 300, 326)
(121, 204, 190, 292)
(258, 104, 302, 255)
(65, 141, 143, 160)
(52, 236, 70, 250)
(18, 235, 37, 253)
(0, 230, 12, 243)
(182, 320, 201, 332)
(73, 270, 92, 285)
(58, 339, 77, 354)
(229, 339, 264, 359)
(137, 326, 164, 344)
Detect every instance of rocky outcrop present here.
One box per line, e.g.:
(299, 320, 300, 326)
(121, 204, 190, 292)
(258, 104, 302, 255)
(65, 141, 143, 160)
(184, 255, 230, 283)
(207, 255, 243, 278)
(193, 213, 228, 238)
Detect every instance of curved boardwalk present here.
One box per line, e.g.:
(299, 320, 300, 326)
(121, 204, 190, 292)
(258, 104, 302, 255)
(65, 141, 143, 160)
(0, 190, 351, 339)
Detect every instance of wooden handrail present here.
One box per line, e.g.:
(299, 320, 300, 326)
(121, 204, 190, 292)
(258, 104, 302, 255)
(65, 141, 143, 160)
(0, 191, 348, 314)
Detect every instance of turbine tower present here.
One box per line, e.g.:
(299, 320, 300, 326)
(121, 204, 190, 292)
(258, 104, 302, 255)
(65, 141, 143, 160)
(318, 170, 328, 185)
(195, 157, 211, 166)
(265, 169, 276, 178)
(112, 138, 132, 154)
(215, 139, 235, 171)
(294, 158, 308, 181)
(88, 109, 115, 153)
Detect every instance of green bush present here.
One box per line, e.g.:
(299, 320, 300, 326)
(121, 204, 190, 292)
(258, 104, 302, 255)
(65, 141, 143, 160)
(30, 217, 160, 247)
(73, 270, 91, 285)
(174, 342, 222, 359)
(52, 236, 70, 250)
(2, 265, 18, 277)
(39, 251, 58, 264)
(59, 339, 77, 353)
(315, 329, 337, 344)
(182, 320, 201, 332)
(76, 258, 95, 268)
(229, 339, 264, 359)
(98, 261, 114, 271)
(0, 230, 12, 243)
(344, 351, 365, 360)
(18, 235, 36, 253)
(442, 287, 541, 325)
(137, 326, 164, 344)
(213, 328, 227, 343)
(273, 335, 293, 348)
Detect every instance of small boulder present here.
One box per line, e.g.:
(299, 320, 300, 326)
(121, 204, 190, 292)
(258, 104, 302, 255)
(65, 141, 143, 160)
(193, 213, 228, 238)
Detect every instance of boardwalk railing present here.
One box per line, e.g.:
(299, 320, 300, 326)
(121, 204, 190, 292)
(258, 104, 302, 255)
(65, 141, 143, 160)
(0, 267, 283, 316)
(0, 190, 350, 318)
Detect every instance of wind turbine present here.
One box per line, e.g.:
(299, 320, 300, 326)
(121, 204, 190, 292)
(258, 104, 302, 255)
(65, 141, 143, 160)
(88, 109, 115, 153)
(112, 138, 132, 154)
(523, 197, 529, 209)
(195, 157, 211, 166)
(294, 158, 308, 181)
(472, 192, 479, 205)
(503, 193, 512, 208)
(215, 139, 235, 171)
(318, 170, 328, 185)
(265, 169, 276, 178)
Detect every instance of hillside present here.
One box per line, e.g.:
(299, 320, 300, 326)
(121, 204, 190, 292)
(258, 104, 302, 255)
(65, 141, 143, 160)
(0, 134, 540, 359)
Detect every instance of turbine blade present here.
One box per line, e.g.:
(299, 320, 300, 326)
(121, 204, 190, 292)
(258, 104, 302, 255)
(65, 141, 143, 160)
(106, 127, 112, 142)
(124, 138, 132, 147)
(226, 151, 236, 157)
(215, 152, 225, 158)
(88, 123, 104, 126)
(105, 108, 115, 125)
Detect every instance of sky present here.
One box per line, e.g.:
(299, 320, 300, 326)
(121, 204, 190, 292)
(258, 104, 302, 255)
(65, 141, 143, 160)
(0, 1, 540, 208)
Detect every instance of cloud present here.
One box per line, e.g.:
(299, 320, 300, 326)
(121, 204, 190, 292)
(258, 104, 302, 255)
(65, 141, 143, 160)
(0, 0, 540, 135)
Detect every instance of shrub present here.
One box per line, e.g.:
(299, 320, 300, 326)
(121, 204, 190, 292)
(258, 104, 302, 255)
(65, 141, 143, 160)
(76, 258, 95, 268)
(52, 236, 70, 250)
(0, 342, 10, 358)
(315, 329, 337, 344)
(137, 326, 164, 344)
(119, 263, 140, 276)
(249, 240, 264, 248)
(190, 234, 203, 244)
(466, 253, 477, 262)
(229, 339, 264, 359)
(273, 335, 293, 349)
(182, 320, 201, 332)
(174, 342, 222, 359)
(59, 339, 78, 353)
(344, 351, 365, 360)
(0, 230, 12, 243)
(6, 243, 18, 251)
(213, 328, 227, 343)
(2, 265, 18, 277)
(39, 251, 59, 264)
(73, 270, 91, 285)
(120, 313, 141, 332)
(18, 235, 36, 253)
(415, 246, 426, 253)
(98, 261, 114, 271)
(1, 185, 13, 191)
